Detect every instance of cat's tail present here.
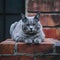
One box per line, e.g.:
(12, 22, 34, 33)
(10, 22, 18, 38)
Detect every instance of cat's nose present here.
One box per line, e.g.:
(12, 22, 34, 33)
(30, 28, 32, 31)
(30, 26, 33, 29)
(30, 26, 33, 31)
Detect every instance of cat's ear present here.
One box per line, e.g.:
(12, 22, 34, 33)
(21, 13, 28, 22)
(34, 12, 40, 22)
(21, 13, 25, 19)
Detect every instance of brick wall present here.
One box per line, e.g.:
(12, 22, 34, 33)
(28, 0, 60, 12)
(43, 28, 60, 40)
(0, 38, 60, 60)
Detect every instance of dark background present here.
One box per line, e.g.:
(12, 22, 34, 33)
(0, 0, 25, 42)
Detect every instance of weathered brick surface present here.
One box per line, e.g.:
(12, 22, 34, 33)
(17, 43, 34, 54)
(37, 55, 60, 60)
(40, 15, 47, 26)
(19, 56, 34, 60)
(0, 55, 60, 60)
(43, 28, 56, 39)
(0, 39, 15, 54)
(0, 38, 55, 55)
(36, 56, 53, 60)
(0, 38, 60, 60)
(56, 28, 60, 40)
(27, 13, 36, 16)
(17, 39, 54, 54)
(47, 16, 56, 26)
(0, 56, 33, 60)
(0, 56, 19, 60)
(43, 28, 60, 40)
(28, 0, 60, 12)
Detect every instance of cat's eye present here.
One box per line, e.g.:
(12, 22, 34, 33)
(33, 24, 35, 25)
(24, 27, 27, 30)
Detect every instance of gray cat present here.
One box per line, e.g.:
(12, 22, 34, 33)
(10, 13, 45, 44)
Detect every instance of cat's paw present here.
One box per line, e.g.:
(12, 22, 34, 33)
(34, 38, 41, 44)
(25, 39, 32, 44)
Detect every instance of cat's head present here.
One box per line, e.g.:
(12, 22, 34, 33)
(21, 12, 40, 35)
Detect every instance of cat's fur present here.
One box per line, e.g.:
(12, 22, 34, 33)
(10, 13, 45, 44)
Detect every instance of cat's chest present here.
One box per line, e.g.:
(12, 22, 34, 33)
(24, 33, 39, 39)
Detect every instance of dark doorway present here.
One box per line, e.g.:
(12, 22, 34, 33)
(0, 0, 25, 42)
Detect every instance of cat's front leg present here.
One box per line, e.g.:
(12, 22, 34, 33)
(14, 36, 25, 42)
(34, 38, 44, 44)
(34, 38, 41, 44)
(24, 39, 32, 44)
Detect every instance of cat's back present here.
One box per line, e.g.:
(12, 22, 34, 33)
(12, 19, 23, 34)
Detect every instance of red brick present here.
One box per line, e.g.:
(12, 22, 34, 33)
(0, 56, 33, 60)
(47, 16, 56, 26)
(20, 56, 34, 60)
(56, 28, 60, 40)
(43, 28, 56, 39)
(17, 38, 54, 54)
(0, 39, 15, 54)
(36, 56, 53, 60)
(28, 13, 36, 17)
(28, 0, 50, 12)
(40, 15, 47, 26)
(28, 0, 39, 11)
(17, 42, 34, 54)
(0, 56, 19, 60)
(0, 55, 60, 60)
(47, 15, 60, 26)
(28, 0, 60, 12)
